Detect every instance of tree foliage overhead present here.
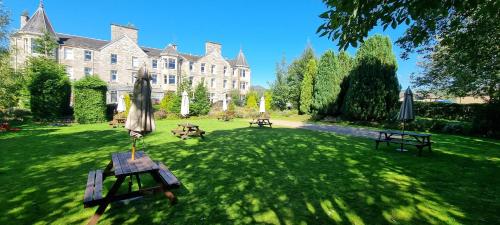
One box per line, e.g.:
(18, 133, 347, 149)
(299, 59, 317, 114)
(317, 0, 497, 57)
(412, 3, 500, 103)
(73, 76, 107, 123)
(270, 55, 290, 110)
(312, 50, 340, 115)
(343, 35, 400, 121)
(27, 57, 71, 120)
(288, 46, 315, 108)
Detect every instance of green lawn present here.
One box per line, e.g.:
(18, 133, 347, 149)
(1, 119, 499, 225)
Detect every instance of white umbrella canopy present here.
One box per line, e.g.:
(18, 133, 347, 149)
(181, 91, 190, 117)
(222, 95, 228, 112)
(259, 96, 265, 113)
(116, 95, 125, 113)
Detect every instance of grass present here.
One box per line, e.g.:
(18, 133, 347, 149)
(1, 119, 499, 224)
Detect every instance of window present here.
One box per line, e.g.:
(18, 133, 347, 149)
(211, 65, 216, 74)
(64, 48, 74, 60)
(132, 72, 137, 83)
(152, 59, 157, 69)
(151, 73, 157, 84)
(240, 69, 246, 78)
(211, 78, 216, 88)
(110, 91, 118, 103)
(168, 75, 175, 84)
(223, 80, 227, 89)
(164, 75, 168, 84)
(189, 76, 194, 86)
(132, 57, 140, 68)
(66, 66, 74, 80)
(168, 58, 176, 69)
(189, 61, 194, 71)
(201, 63, 205, 73)
(110, 70, 117, 82)
(241, 82, 246, 90)
(84, 67, 92, 76)
(31, 38, 36, 53)
(111, 54, 117, 64)
(232, 80, 236, 89)
(24, 38, 29, 53)
(84, 50, 92, 61)
(223, 66, 227, 75)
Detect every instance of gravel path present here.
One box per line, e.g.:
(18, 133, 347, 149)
(272, 120, 379, 138)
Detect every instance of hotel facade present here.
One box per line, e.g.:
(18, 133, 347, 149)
(10, 2, 251, 103)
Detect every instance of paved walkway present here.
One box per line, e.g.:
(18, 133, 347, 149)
(272, 120, 379, 138)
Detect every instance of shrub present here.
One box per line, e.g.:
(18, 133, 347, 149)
(246, 91, 258, 110)
(154, 109, 168, 120)
(191, 82, 210, 116)
(124, 93, 131, 116)
(413, 101, 483, 121)
(27, 57, 71, 120)
(160, 91, 180, 114)
(73, 76, 107, 123)
(343, 35, 400, 121)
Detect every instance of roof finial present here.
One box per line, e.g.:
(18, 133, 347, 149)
(39, 0, 44, 8)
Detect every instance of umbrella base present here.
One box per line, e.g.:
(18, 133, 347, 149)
(395, 148, 409, 152)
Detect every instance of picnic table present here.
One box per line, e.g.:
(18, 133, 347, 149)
(375, 130, 432, 156)
(249, 118, 273, 128)
(109, 117, 126, 128)
(83, 151, 180, 225)
(171, 123, 205, 140)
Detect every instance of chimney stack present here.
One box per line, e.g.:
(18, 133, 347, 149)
(20, 11, 29, 29)
(111, 24, 138, 43)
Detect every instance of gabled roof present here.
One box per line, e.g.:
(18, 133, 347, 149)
(161, 44, 179, 56)
(234, 49, 249, 67)
(19, 2, 56, 36)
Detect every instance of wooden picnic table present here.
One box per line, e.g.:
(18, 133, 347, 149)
(375, 130, 432, 156)
(83, 151, 180, 225)
(171, 123, 205, 139)
(249, 118, 273, 128)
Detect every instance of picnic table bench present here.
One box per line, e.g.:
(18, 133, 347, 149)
(83, 151, 180, 225)
(171, 123, 205, 140)
(375, 130, 432, 156)
(249, 118, 272, 128)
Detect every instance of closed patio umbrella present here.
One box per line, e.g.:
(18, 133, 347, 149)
(259, 96, 265, 113)
(117, 95, 125, 113)
(180, 91, 190, 117)
(222, 94, 228, 112)
(396, 87, 415, 151)
(125, 66, 155, 160)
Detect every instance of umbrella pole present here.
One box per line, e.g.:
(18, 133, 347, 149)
(401, 121, 405, 150)
(131, 138, 136, 160)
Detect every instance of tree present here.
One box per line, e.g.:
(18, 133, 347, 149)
(245, 91, 258, 110)
(0, 51, 24, 109)
(412, 4, 500, 103)
(33, 32, 58, 57)
(335, 51, 354, 115)
(343, 35, 400, 121)
(288, 45, 315, 109)
(191, 82, 210, 116)
(270, 55, 290, 110)
(0, 3, 9, 50)
(299, 59, 317, 114)
(159, 91, 178, 113)
(27, 57, 71, 120)
(317, 0, 497, 58)
(73, 76, 107, 123)
(311, 50, 340, 115)
(264, 91, 272, 111)
(229, 89, 243, 106)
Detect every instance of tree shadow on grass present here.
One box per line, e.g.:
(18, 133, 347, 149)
(1, 123, 499, 224)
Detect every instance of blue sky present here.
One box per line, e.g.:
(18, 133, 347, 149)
(6, 0, 419, 88)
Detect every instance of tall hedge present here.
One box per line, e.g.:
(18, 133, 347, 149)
(312, 50, 340, 115)
(343, 35, 400, 121)
(299, 59, 317, 114)
(27, 57, 71, 120)
(335, 51, 354, 115)
(73, 76, 107, 123)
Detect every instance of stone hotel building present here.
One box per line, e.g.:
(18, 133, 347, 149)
(10, 2, 251, 103)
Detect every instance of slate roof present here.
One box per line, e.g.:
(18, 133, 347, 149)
(19, 2, 56, 36)
(234, 49, 249, 67)
(57, 33, 108, 50)
(180, 53, 202, 62)
(161, 44, 179, 56)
